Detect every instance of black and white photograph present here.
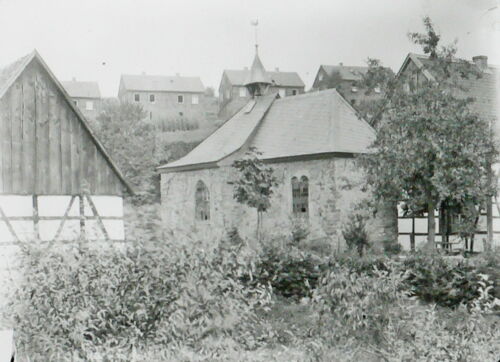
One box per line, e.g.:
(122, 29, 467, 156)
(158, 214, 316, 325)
(0, 0, 499, 360)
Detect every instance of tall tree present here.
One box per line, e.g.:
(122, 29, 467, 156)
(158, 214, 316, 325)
(228, 147, 278, 242)
(362, 17, 497, 248)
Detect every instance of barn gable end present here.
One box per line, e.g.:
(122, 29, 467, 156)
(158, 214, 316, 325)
(0, 51, 131, 196)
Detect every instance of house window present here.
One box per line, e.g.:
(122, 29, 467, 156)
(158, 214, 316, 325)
(350, 99, 356, 105)
(150, 94, 155, 103)
(134, 94, 140, 102)
(195, 180, 210, 221)
(177, 95, 184, 103)
(278, 88, 286, 98)
(73, 100, 78, 106)
(149, 111, 152, 120)
(239, 87, 247, 97)
(292, 89, 298, 96)
(292, 176, 309, 216)
(85, 101, 93, 110)
(192, 94, 199, 104)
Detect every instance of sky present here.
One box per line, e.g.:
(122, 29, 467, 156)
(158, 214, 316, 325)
(0, 0, 498, 97)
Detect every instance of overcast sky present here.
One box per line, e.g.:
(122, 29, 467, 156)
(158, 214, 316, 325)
(0, 0, 498, 97)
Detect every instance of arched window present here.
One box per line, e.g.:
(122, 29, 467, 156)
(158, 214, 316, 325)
(292, 176, 309, 216)
(195, 181, 210, 221)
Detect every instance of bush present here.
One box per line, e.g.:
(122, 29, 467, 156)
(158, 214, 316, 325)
(402, 253, 497, 309)
(312, 263, 500, 360)
(342, 213, 369, 256)
(249, 242, 327, 300)
(5, 239, 272, 360)
(382, 238, 402, 255)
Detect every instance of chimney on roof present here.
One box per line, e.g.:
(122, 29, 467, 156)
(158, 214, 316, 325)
(472, 55, 488, 70)
(275, 67, 279, 72)
(141, 71, 146, 75)
(72, 77, 76, 82)
(339, 62, 343, 66)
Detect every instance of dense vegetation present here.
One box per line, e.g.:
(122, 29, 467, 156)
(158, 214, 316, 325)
(2, 231, 499, 361)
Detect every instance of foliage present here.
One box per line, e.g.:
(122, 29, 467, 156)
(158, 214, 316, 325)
(249, 242, 326, 301)
(156, 118, 200, 132)
(228, 147, 278, 241)
(5, 239, 272, 360)
(94, 99, 199, 204)
(382, 238, 402, 256)
(402, 252, 498, 309)
(312, 261, 500, 360)
(361, 17, 497, 245)
(341, 213, 369, 256)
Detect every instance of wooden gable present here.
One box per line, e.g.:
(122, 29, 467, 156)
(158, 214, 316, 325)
(0, 53, 131, 196)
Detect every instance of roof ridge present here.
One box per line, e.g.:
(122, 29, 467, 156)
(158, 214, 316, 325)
(275, 88, 337, 102)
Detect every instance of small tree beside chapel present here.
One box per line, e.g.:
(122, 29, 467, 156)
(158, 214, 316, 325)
(362, 17, 498, 248)
(228, 147, 278, 242)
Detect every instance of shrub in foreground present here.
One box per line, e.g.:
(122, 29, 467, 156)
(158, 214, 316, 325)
(5, 239, 272, 360)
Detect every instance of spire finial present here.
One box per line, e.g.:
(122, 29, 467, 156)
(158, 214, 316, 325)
(251, 19, 259, 54)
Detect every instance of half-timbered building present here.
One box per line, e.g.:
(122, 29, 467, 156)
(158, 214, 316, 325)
(0, 50, 132, 245)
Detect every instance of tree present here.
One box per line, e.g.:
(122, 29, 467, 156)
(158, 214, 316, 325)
(94, 99, 198, 204)
(361, 17, 497, 249)
(228, 147, 278, 242)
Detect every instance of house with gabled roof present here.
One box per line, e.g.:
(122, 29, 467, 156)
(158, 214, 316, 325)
(218, 62, 305, 121)
(0, 50, 132, 245)
(394, 52, 500, 252)
(61, 78, 102, 120)
(159, 47, 392, 246)
(312, 63, 393, 109)
(118, 73, 206, 123)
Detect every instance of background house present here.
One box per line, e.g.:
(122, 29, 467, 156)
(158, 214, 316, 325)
(394, 53, 500, 252)
(218, 67, 305, 120)
(118, 73, 207, 123)
(311, 64, 392, 108)
(61, 78, 101, 120)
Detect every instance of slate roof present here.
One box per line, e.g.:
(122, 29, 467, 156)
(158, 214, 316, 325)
(399, 53, 499, 123)
(320, 65, 370, 81)
(0, 50, 133, 193)
(61, 80, 101, 99)
(224, 69, 305, 88)
(120, 74, 205, 93)
(159, 89, 375, 171)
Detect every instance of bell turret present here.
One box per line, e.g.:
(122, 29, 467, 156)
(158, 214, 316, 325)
(244, 45, 271, 97)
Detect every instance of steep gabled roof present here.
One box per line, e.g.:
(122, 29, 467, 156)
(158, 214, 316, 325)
(61, 80, 101, 99)
(223, 69, 305, 88)
(159, 89, 375, 172)
(0, 50, 133, 194)
(320, 65, 370, 81)
(397, 53, 499, 122)
(159, 93, 277, 171)
(120, 74, 205, 93)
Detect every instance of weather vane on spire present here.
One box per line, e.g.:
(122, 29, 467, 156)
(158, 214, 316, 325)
(251, 18, 259, 53)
